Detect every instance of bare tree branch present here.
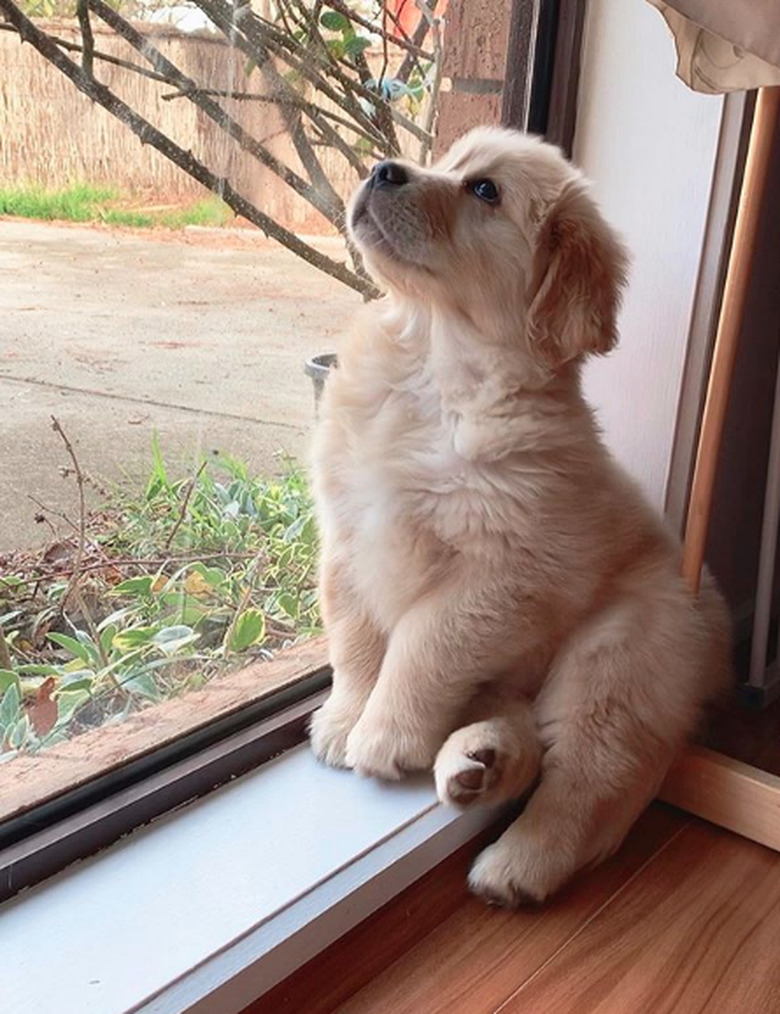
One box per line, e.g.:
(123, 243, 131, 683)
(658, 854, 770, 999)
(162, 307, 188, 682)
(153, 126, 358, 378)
(201, 0, 390, 146)
(0, 0, 379, 297)
(50, 415, 86, 611)
(397, 0, 439, 83)
(0, 1, 441, 295)
(414, 0, 443, 161)
(75, 0, 94, 76)
(159, 83, 370, 176)
(89, 0, 346, 226)
(258, 52, 346, 219)
(327, 0, 433, 60)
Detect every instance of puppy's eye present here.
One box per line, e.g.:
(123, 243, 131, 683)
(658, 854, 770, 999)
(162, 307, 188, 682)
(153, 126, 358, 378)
(468, 179, 500, 204)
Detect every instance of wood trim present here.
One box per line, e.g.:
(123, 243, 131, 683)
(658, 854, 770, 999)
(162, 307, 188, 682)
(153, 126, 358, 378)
(501, 0, 585, 157)
(681, 86, 780, 590)
(669, 90, 780, 849)
(0, 636, 328, 825)
(659, 746, 780, 852)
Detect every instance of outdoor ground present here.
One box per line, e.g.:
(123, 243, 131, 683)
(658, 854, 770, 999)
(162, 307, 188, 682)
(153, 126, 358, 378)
(0, 218, 360, 554)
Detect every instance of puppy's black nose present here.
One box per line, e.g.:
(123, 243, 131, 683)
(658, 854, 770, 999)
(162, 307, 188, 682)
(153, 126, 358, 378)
(373, 160, 408, 187)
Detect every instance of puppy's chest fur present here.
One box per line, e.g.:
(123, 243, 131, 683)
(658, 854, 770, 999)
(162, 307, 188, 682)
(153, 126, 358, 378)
(316, 353, 553, 625)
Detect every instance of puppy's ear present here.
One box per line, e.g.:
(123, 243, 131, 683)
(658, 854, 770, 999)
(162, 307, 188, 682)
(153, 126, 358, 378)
(527, 182, 628, 367)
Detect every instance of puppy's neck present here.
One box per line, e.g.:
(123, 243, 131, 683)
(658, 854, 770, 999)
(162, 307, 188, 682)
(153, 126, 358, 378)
(428, 307, 545, 392)
(382, 295, 597, 462)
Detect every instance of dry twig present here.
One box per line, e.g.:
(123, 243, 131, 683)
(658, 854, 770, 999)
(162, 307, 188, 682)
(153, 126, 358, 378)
(0, 22, 170, 82)
(163, 461, 208, 553)
(4, 551, 259, 587)
(221, 551, 265, 658)
(50, 416, 87, 611)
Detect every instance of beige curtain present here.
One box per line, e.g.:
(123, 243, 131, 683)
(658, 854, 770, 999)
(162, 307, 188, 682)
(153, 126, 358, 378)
(649, 0, 780, 93)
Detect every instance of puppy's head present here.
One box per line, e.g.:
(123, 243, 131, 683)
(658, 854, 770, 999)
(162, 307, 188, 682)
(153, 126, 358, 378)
(348, 126, 628, 370)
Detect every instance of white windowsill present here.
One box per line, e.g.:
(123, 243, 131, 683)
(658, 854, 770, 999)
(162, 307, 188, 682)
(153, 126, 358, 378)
(2, 743, 502, 1014)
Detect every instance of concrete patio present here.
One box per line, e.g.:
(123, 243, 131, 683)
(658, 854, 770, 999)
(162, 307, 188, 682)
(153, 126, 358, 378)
(0, 219, 360, 554)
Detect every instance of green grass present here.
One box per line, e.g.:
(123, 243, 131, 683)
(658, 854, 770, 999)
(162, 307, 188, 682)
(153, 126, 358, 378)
(0, 183, 234, 230)
(0, 182, 115, 222)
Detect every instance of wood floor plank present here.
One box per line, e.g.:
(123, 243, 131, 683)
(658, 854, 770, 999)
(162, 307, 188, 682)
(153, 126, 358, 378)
(334, 805, 686, 1014)
(499, 821, 780, 1014)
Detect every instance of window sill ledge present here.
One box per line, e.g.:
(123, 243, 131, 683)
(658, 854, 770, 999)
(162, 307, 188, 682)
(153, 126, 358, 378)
(2, 741, 504, 1014)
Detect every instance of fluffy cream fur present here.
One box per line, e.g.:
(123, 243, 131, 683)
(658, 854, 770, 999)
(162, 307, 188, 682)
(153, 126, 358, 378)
(308, 126, 731, 906)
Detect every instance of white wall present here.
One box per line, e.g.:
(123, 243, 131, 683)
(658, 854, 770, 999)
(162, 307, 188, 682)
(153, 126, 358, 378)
(573, 0, 725, 508)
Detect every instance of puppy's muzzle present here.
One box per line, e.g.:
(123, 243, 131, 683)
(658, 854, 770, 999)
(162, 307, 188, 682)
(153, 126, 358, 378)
(350, 159, 409, 233)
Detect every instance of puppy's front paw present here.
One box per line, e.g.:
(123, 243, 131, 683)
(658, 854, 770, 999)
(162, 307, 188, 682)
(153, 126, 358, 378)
(434, 722, 539, 809)
(345, 714, 438, 781)
(468, 827, 570, 908)
(309, 696, 364, 768)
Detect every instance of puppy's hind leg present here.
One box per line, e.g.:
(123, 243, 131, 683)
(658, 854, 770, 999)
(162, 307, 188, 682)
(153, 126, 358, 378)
(435, 692, 541, 809)
(469, 596, 703, 907)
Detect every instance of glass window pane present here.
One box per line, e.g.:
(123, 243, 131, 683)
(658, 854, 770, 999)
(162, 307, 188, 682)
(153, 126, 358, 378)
(0, 0, 449, 819)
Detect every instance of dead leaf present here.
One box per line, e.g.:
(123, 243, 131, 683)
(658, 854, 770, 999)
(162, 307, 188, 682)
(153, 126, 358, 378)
(28, 677, 57, 736)
(41, 540, 76, 568)
(183, 571, 210, 596)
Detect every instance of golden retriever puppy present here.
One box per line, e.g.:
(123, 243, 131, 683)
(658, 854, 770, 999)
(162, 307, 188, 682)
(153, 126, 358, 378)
(308, 126, 731, 906)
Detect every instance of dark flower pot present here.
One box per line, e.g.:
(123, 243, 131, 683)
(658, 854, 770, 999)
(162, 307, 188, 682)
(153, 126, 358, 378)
(304, 352, 338, 413)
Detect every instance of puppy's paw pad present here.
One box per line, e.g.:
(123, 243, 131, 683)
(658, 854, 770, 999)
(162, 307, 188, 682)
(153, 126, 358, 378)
(435, 741, 504, 807)
(457, 750, 501, 802)
(435, 716, 542, 809)
(468, 747, 497, 766)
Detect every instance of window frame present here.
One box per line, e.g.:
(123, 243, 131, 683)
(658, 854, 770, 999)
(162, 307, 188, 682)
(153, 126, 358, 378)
(502, 0, 587, 156)
(0, 657, 330, 902)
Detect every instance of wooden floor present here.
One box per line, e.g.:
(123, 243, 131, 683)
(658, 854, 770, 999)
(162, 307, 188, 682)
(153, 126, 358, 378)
(258, 804, 780, 1014)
